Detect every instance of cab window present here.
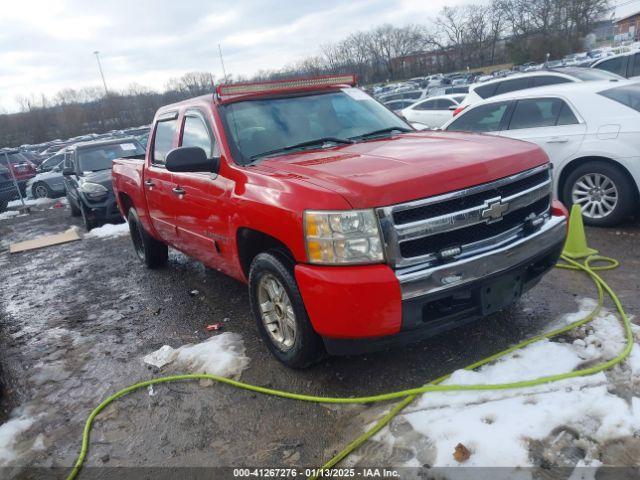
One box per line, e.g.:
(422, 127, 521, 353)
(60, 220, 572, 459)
(446, 101, 511, 132)
(152, 118, 178, 165)
(181, 115, 214, 158)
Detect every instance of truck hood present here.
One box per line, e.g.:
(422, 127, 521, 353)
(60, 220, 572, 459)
(255, 131, 549, 208)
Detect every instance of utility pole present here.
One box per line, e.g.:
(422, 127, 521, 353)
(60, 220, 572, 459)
(94, 50, 109, 95)
(218, 44, 228, 82)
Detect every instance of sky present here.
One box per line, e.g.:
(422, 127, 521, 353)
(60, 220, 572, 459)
(0, 0, 638, 113)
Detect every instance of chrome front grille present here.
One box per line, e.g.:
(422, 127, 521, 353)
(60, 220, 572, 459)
(376, 165, 552, 269)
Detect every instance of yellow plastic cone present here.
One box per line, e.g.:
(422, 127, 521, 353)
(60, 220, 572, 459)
(562, 204, 598, 259)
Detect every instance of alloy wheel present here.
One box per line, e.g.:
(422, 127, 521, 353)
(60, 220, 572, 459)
(257, 273, 296, 351)
(571, 173, 618, 220)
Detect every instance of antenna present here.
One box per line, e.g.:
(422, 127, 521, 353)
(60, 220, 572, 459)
(218, 44, 228, 82)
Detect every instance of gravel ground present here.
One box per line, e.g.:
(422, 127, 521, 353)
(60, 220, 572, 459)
(0, 200, 637, 479)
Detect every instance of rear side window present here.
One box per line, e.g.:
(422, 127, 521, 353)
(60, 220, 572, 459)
(434, 99, 455, 109)
(508, 98, 578, 130)
(153, 118, 178, 165)
(181, 115, 214, 158)
(598, 83, 640, 113)
(474, 83, 498, 99)
(595, 56, 627, 77)
(494, 78, 531, 96)
(446, 101, 511, 132)
(530, 76, 572, 87)
(414, 100, 437, 111)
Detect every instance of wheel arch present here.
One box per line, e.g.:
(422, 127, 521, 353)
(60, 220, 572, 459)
(118, 192, 134, 217)
(556, 156, 640, 202)
(236, 228, 296, 279)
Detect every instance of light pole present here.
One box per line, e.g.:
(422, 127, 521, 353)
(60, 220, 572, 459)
(93, 50, 108, 95)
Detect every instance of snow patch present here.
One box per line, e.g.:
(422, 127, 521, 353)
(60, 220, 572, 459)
(0, 410, 36, 465)
(375, 300, 640, 469)
(8, 198, 55, 208)
(0, 210, 19, 221)
(85, 222, 129, 239)
(143, 332, 250, 378)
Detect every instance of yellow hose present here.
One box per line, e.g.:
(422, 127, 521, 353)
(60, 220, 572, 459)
(66, 254, 632, 480)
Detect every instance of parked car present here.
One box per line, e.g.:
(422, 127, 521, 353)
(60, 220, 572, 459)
(0, 164, 18, 213)
(442, 80, 640, 226)
(401, 94, 466, 128)
(26, 149, 69, 198)
(377, 89, 427, 103)
(591, 50, 640, 79)
(62, 138, 145, 230)
(112, 75, 567, 367)
(457, 68, 624, 114)
(0, 149, 37, 195)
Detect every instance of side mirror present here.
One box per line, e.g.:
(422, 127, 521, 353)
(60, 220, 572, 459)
(165, 146, 220, 174)
(62, 167, 75, 176)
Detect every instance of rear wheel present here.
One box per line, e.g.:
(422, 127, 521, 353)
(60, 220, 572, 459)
(127, 208, 168, 268)
(249, 252, 324, 368)
(32, 182, 53, 199)
(562, 161, 636, 227)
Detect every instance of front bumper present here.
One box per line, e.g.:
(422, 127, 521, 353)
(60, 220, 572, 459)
(82, 192, 123, 223)
(295, 214, 566, 354)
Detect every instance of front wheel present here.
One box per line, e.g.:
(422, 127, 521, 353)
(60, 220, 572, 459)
(249, 253, 324, 368)
(32, 182, 52, 199)
(68, 196, 81, 217)
(80, 202, 96, 231)
(0, 199, 7, 213)
(127, 208, 168, 268)
(562, 161, 636, 227)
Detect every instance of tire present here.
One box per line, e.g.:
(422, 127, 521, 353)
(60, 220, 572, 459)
(562, 161, 636, 227)
(248, 252, 324, 368)
(80, 202, 96, 231)
(127, 208, 168, 269)
(68, 196, 81, 217)
(32, 182, 53, 199)
(0, 199, 7, 213)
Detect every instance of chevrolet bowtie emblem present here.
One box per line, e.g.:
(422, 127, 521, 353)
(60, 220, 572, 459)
(481, 198, 509, 222)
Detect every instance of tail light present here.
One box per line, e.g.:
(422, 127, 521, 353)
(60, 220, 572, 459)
(453, 105, 466, 116)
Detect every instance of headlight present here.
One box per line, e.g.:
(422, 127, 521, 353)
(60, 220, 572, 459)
(81, 182, 108, 199)
(304, 209, 384, 264)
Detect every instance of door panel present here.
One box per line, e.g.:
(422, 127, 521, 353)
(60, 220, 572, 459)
(498, 124, 586, 167)
(144, 165, 179, 245)
(171, 172, 234, 272)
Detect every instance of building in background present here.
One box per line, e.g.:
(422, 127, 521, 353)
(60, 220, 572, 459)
(614, 10, 640, 42)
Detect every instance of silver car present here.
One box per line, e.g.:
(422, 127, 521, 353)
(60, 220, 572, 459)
(26, 150, 68, 198)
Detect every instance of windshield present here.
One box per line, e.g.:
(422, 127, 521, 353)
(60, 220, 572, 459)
(78, 141, 145, 172)
(221, 88, 409, 163)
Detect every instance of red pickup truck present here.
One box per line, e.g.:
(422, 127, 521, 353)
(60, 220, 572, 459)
(112, 75, 568, 368)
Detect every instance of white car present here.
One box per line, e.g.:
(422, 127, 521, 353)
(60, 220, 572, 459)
(442, 80, 640, 226)
(400, 95, 466, 129)
(459, 69, 623, 112)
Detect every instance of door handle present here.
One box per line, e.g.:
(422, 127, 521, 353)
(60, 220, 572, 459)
(144, 179, 156, 187)
(172, 187, 186, 196)
(546, 137, 569, 144)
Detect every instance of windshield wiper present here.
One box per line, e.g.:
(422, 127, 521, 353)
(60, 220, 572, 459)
(349, 126, 412, 140)
(250, 137, 354, 160)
